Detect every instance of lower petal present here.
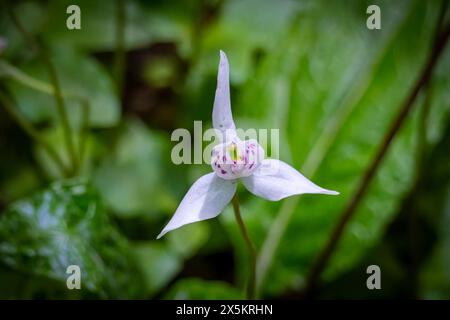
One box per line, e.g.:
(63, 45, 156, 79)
(157, 173, 237, 238)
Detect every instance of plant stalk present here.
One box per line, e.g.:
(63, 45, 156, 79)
(6, 5, 78, 175)
(232, 194, 257, 300)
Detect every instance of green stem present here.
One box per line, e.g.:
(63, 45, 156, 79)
(40, 43, 79, 174)
(1, 60, 92, 174)
(0, 60, 53, 94)
(78, 99, 90, 170)
(0, 91, 68, 177)
(114, 0, 126, 96)
(231, 194, 256, 300)
(6, 5, 78, 175)
(0, 60, 89, 106)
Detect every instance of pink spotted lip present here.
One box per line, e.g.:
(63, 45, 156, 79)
(211, 139, 265, 180)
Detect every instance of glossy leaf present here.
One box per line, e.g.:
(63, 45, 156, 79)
(0, 180, 140, 298)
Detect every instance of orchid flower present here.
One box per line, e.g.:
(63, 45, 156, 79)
(157, 51, 338, 239)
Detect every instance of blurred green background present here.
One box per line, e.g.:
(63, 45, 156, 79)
(0, 0, 449, 299)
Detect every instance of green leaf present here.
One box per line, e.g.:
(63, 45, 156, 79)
(165, 278, 243, 300)
(0, 1, 46, 59)
(130, 242, 182, 297)
(167, 223, 210, 259)
(418, 126, 450, 299)
(182, 0, 302, 123)
(0, 179, 140, 298)
(128, 224, 210, 297)
(420, 205, 450, 299)
(201, 0, 301, 83)
(93, 118, 177, 218)
(43, 0, 193, 53)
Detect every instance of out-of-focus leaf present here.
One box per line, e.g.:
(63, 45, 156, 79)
(32, 125, 97, 179)
(183, 0, 302, 125)
(420, 200, 450, 299)
(166, 278, 243, 300)
(0, 180, 140, 298)
(0, 106, 41, 202)
(5, 47, 120, 128)
(130, 242, 181, 297)
(0, 263, 87, 299)
(143, 56, 179, 88)
(129, 224, 210, 297)
(418, 124, 450, 299)
(93, 118, 177, 218)
(0, 166, 40, 201)
(0, 1, 46, 59)
(43, 0, 150, 51)
(201, 0, 302, 83)
(167, 223, 210, 259)
(319, 120, 450, 299)
(43, 0, 193, 53)
(304, 0, 450, 283)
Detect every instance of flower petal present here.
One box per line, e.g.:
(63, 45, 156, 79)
(157, 173, 236, 239)
(212, 50, 236, 136)
(241, 159, 339, 201)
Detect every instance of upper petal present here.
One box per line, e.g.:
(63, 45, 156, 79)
(157, 172, 237, 239)
(241, 159, 339, 201)
(212, 51, 236, 135)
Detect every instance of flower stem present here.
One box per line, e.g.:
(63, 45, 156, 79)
(231, 194, 256, 300)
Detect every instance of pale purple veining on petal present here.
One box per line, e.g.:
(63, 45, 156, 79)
(211, 138, 265, 180)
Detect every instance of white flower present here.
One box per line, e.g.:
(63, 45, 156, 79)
(157, 51, 338, 239)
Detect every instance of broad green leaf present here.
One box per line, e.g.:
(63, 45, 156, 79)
(0, 179, 140, 298)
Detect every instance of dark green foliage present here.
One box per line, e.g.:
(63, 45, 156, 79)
(0, 0, 449, 299)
